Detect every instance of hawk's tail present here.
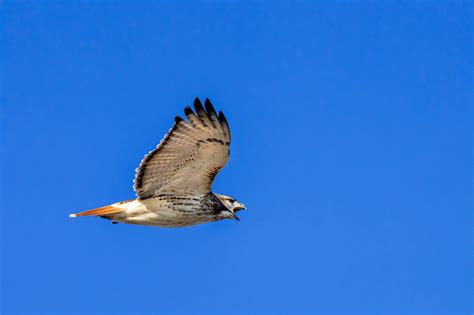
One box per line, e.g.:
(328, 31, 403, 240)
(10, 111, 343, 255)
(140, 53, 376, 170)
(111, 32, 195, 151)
(69, 201, 133, 218)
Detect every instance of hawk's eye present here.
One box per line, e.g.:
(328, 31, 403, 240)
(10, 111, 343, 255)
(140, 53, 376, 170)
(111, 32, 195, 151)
(228, 199, 235, 203)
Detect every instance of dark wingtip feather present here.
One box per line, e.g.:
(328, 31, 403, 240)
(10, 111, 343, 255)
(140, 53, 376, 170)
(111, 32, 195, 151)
(184, 106, 194, 116)
(204, 98, 217, 116)
(218, 111, 227, 124)
(194, 97, 205, 112)
(175, 116, 184, 123)
(218, 110, 231, 139)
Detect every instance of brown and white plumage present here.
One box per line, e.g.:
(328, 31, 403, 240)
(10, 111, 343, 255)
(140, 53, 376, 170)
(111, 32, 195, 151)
(134, 98, 231, 199)
(69, 98, 245, 227)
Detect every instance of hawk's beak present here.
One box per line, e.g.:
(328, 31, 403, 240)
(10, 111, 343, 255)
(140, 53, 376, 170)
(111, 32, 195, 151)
(233, 203, 245, 221)
(233, 203, 246, 212)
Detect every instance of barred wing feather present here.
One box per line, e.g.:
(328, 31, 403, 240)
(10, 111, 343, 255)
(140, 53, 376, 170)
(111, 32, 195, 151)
(134, 98, 231, 199)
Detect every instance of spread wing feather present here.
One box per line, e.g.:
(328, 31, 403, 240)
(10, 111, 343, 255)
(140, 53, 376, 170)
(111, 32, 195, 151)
(134, 98, 231, 199)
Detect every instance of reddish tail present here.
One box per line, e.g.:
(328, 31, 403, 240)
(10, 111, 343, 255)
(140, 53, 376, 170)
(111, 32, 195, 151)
(69, 204, 123, 218)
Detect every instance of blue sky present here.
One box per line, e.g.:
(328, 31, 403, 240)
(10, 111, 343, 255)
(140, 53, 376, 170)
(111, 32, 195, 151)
(1, 2, 472, 315)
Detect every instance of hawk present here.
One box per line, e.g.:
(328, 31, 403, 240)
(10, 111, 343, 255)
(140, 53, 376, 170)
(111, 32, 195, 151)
(69, 98, 246, 227)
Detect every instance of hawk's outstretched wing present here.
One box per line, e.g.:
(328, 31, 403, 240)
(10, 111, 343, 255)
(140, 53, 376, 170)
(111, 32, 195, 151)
(134, 98, 231, 199)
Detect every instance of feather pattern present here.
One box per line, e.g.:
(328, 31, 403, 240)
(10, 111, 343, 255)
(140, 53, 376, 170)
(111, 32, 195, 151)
(134, 98, 231, 200)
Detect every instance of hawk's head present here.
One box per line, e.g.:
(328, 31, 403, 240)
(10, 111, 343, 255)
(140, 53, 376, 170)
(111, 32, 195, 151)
(215, 194, 246, 221)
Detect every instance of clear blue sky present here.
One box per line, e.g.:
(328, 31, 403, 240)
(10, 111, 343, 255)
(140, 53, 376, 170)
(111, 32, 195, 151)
(1, 2, 472, 315)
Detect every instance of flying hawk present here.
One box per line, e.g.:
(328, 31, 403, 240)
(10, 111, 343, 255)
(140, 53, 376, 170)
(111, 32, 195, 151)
(69, 98, 245, 227)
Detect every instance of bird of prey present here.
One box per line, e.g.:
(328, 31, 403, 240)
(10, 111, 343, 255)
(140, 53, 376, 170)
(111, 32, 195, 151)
(69, 98, 245, 227)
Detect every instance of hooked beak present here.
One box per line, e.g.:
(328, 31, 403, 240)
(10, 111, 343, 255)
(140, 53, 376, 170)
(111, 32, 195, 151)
(233, 203, 246, 221)
(233, 203, 246, 212)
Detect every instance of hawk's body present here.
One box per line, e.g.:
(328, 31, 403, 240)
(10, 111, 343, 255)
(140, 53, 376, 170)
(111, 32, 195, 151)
(70, 98, 245, 227)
